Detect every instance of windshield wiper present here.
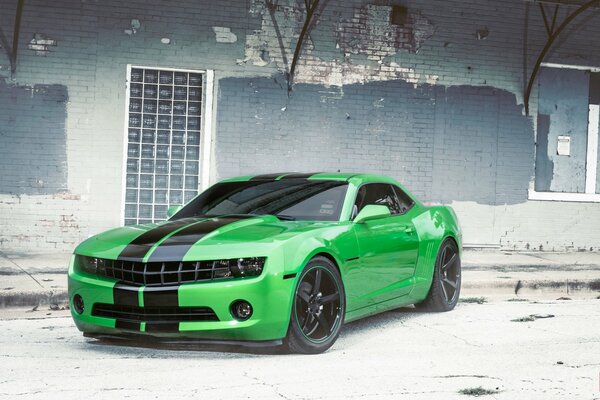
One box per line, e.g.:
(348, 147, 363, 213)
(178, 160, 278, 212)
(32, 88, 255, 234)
(209, 213, 297, 221)
(271, 214, 296, 221)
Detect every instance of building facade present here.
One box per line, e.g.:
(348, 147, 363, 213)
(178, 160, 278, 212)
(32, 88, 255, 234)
(1, 0, 599, 253)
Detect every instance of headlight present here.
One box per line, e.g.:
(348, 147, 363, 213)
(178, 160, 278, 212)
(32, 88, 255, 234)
(75, 255, 109, 275)
(76, 255, 98, 274)
(213, 257, 265, 278)
(232, 257, 265, 277)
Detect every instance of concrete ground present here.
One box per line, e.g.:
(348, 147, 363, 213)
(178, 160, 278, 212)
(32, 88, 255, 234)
(1, 250, 599, 399)
(1, 298, 599, 399)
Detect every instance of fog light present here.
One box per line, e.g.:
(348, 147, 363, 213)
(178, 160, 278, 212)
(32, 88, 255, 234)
(73, 294, 84, 314)
(231, 300, 252, 321)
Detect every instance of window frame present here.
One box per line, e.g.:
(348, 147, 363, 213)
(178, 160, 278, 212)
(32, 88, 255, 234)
(351, 182, 415, 220)
(120, 65, 215, 225)
(530, 62, 600, 203)
(392, 184, 416, 213)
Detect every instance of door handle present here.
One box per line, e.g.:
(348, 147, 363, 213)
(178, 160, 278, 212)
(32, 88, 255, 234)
(404, 227, 414, 234)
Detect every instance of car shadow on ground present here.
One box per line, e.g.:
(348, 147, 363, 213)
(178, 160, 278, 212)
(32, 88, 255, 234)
(84, 336, 286, 358)
(338, 305, 421, 343)
(81, 306, 427, 357)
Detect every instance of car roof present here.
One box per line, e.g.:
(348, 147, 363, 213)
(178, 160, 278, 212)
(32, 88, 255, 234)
(218, 173, 420, 205)
(220, 172, 399, 184)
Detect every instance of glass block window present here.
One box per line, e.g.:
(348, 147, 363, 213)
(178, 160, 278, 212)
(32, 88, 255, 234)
(124, 67, 203, 225)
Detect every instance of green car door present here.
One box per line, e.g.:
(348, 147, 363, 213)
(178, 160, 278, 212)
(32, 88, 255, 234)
(348, 183, 419, 309)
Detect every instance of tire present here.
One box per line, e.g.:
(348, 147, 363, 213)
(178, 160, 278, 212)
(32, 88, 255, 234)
(416, 238, 461, 312)
(284, 256, 345, 354)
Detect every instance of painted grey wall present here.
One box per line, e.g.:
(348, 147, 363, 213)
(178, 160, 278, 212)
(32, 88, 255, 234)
(217, 78, 533, 206)
(431, 86, 533, 206)
(0, 81, 68, 195)
(536, 68, 589, 193)
(216, 77, 437, 199)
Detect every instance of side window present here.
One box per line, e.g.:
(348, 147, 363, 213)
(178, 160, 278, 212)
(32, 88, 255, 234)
(392, 185, 415, 214)
(353, 183, 403, 218)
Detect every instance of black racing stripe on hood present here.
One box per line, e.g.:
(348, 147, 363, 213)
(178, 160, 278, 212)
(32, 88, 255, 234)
(117, 218, 202, 261)
(249, 173, 290, 181)
(147, 216, 254, 262)
(279, 172, 321, 179)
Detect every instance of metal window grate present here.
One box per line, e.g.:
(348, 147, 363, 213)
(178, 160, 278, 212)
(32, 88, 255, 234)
(124, 67, 204, 225)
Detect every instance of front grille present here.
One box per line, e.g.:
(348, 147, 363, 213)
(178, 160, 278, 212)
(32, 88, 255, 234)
(89, 259, 236, 287)
(92, 303, 219, 322)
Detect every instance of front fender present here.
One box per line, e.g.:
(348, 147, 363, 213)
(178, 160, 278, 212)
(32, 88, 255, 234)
(280, 223, 357, 277)
(275, 224, 357, 328)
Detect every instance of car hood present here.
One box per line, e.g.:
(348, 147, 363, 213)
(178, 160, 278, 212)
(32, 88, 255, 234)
(75, 215, 334, 262)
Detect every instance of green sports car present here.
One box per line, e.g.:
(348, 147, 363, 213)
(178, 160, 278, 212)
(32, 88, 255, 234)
(68, 172, 462, 354)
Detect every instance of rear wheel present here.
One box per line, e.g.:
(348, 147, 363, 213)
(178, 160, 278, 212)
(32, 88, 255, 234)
(284, 256, 345, 354)
(416, 238, 461, 312)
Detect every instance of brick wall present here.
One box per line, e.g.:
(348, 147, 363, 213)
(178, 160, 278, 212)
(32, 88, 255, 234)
(1, 0, 600, 253)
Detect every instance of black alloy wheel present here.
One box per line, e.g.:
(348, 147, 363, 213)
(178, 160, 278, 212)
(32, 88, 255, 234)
(416, 238, 461, 312)
(285, 256, 345, 354)
(439, 243, 461, 304)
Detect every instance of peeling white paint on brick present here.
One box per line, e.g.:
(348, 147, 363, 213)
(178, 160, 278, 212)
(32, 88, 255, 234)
(294, 56, 422, 87)
(239, 0, 303, 67)
(212, 27, 238, 43)
(237, 32, 270, 66)
(425, 74, 439, 85)
(28, 33, 57, 56)
(243, 0, 435, 87)
(0, 194, 88, 253)
(336, 5, 434, 58)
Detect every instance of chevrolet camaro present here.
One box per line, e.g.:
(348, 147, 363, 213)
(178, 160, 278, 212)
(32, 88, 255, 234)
(68, 172, 462, 354)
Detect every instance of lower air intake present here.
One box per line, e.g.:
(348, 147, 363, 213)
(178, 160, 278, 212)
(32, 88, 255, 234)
(92, 303, 219, 323)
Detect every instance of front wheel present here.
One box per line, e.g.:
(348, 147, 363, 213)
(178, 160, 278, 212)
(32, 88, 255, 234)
(416, 238, 461, 312)
(284, 256, 345, 354)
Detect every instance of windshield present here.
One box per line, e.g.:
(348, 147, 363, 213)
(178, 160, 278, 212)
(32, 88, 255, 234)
(173, 179, 348, 221)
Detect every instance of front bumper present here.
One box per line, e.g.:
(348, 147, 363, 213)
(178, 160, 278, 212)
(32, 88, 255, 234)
(68, 259, 296, 342)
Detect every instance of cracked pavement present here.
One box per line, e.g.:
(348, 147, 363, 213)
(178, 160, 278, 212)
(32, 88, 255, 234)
(1, 299, 599, 399)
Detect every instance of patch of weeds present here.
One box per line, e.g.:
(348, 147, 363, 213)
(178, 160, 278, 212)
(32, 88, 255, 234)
(511, 315, 536, 322)
(460, 297, 487, 304)
(511, 313, 554, 322)
(506, 298, 528, 302)
(458, 386, 500, 396)
(530, 313, 554, 319)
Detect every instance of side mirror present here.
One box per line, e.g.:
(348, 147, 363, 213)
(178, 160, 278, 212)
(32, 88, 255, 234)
(166, 205, 182, 218)
(354, 204, 391, 223)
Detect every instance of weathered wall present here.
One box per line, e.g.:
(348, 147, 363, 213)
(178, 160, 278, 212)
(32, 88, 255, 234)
(217, 77, 437, 199)
(216, 78, 533, 205)
(0, 81, 68, 195)
(535, 68, 590, 193)
(1, 0, 600, 253)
